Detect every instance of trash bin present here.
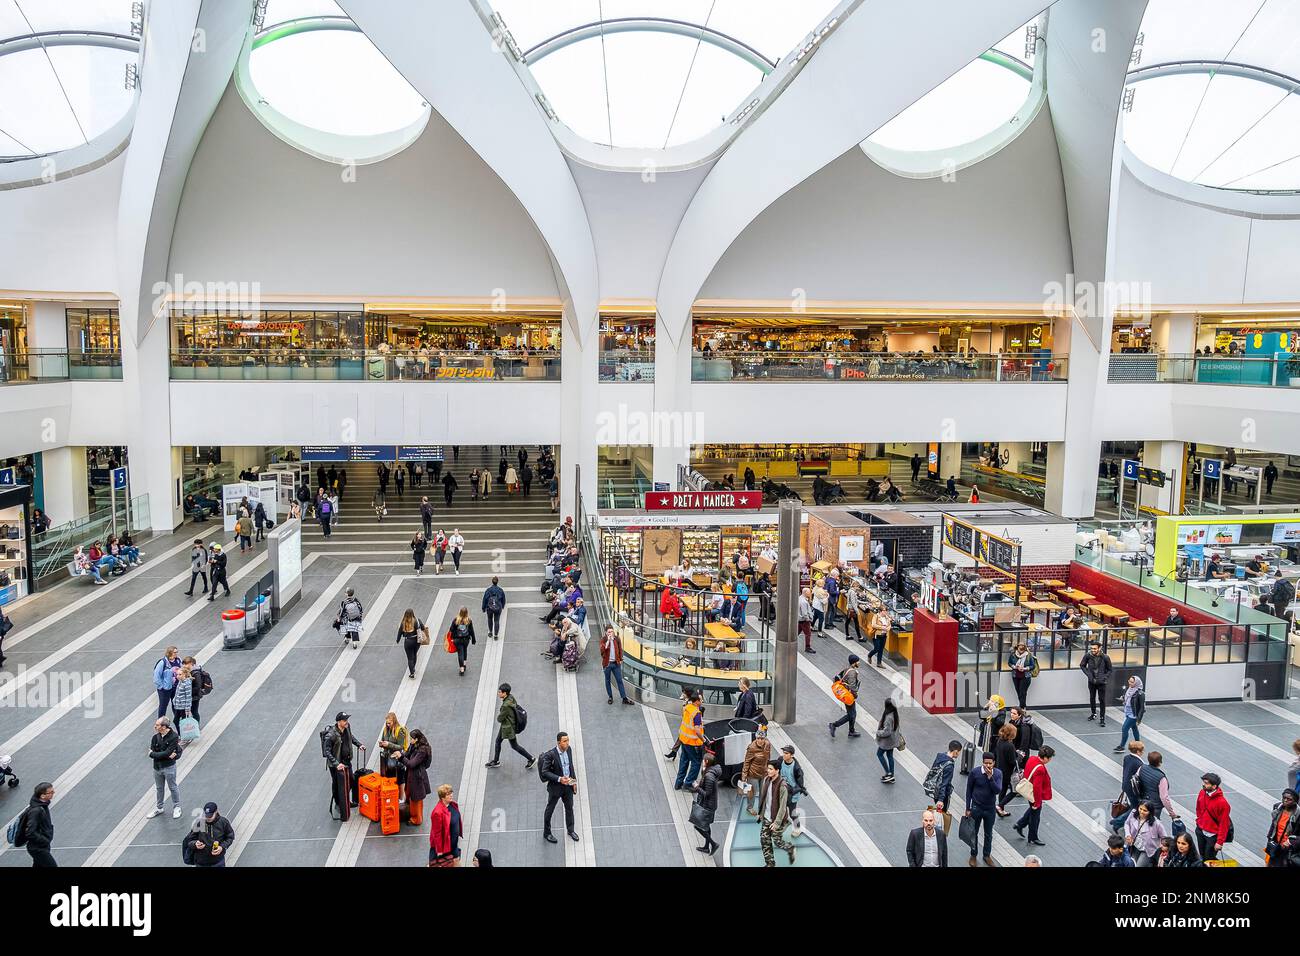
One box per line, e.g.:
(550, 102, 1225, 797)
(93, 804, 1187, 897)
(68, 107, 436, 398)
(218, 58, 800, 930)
(255, 592, 270, 633)
(221, 609, 246, 648)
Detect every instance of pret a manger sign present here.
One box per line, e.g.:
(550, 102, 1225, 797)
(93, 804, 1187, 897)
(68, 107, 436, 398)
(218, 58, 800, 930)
(644, 491, 762, 511)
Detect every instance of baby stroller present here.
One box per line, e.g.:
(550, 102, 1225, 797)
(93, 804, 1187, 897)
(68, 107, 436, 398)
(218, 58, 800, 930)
(0, 754, 18, 791)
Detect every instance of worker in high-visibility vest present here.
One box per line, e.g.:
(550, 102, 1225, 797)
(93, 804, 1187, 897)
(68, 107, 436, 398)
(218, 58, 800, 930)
(674, 690, 705, 790)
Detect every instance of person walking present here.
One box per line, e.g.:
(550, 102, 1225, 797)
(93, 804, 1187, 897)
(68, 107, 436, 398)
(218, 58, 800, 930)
(185, 539, 209, 596)
(171, 663, 195, 732)
(734, 676, 758, 720)
(521, 462, 533, 497)
(842, 585, 862, 642)
(448, 528, 465, 575)
(235, 511, 253, 553)
(429, 784, 463, 867)
(771, 745, 807, 823)
(690, 751, 722, 856)
(378, 711, 410, 803)
(925, 741, 961, 834)
(797, 587, 815, 654)
(482, 576, 506, 640)
(207, 543, 230, 600)
(1288, 739, 1300, 793)
(401, 730, 433, 826)
(599, 624, 633, 705)
(756, 762, 797, 867)
(1195, 772, 1232, 862)
(548, 474, 559, 513)
(827, 654, 862, 738)
(410, 531, 428, 576)
(673, 690, 705, 790)
(1012, 746, 1053, 846)
(1135, 749, 1179, 823)
(1114, 675, 1144, 752)
(146, 716, 183, 820)
(868, 607, 891, 667)
(1080, 640, 1113, 727)
(19, 782, 56, 867)
(394, 466, 404, 497)
(253, 499, 268, 543)
(448, 606, 476, 676)
(964, 752, 1001, 867)
(810, 578, 828, 633)
(442, 471, 458, 508)
(740, 725, 771, 815)
(1112, 741, 1145, 832)
(183, 802, 235, 867)
(1009, 642, 1035, 710)
(182, 655, 212, 724)
(485, 683, 536, 769)
(316, 490, 333, 536)
(875, 698, 901, 783)
(1266, 788, 1299, 867)
(395, 609, 428, 680)
(906, 808, 948, 867)
(1123, 800, 1167, 867)
(419, 496, 433, 539)
(478, 468, 492, 500)
(335, 587, 364, 649)
(153, 645, 181, 719)
(432, 529, 447, 575)
(540, 732, 580, 844)
(993, 723, 1020, 816)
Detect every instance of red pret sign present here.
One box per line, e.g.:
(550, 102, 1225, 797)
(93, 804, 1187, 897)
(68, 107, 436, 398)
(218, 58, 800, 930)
(644, 490, 763, 511)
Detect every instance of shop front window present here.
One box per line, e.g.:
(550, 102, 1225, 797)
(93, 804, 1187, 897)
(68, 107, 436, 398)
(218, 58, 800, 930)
(599, 315, 655, 382)
(64, 308, 122, 379)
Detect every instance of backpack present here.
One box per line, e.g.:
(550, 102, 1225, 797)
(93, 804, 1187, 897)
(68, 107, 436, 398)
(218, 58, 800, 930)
(6, 809, 27, 847)
(1029, 656, 1040, 679)
(319, 499, 331, 515)
(182, 835, 197, 866)
(514, 702, 529, 734)
(487, 592, 503, 613)
(1027, 722, 1044, 752)
(193, 667, 213, 697)
(343, 599, 363, 622)
(922, 758, 945, 799)
(319, 726, 335, 762)
(831, 672, 855, 706)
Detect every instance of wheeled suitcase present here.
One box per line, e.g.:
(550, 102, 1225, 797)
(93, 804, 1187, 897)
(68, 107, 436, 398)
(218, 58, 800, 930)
(959, 720, 979, 775)
(357, 772, 385, 822)
(379, 777, 401, 835)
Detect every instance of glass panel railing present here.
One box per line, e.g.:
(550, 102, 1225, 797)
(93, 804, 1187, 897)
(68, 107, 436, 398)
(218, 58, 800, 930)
(1109, 353, 1300, 387)
(599, 349, 655, 382)
(32, 494, 150, 578)
(169, 348, 560, 381)
(68, 349, 124, 380)
(692, 351, 1067, 383)
(0, 349, 70, 385)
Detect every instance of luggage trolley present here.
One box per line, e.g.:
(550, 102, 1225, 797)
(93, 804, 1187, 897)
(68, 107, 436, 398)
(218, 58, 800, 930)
(703, 717, 760, 788)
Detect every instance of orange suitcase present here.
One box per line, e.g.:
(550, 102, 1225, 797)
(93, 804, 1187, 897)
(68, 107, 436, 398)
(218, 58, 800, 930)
(357, 773, 384, 822)
(379, 777, 401, 835)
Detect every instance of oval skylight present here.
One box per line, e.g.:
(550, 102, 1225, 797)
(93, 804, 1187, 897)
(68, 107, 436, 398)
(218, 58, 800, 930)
(0, 0, 138, 164)
(487, 0, 843, 150)
(1123, 0, 1300, 192)
(237, 0, 430, 163)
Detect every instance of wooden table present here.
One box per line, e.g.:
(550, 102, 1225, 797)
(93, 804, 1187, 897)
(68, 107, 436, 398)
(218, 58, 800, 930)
(1053, 587, 1094, 605)
(1090, 604, 1131, 626)
(1021, 600, 1064, 626)
(1038, 579, 1067, 589)
(705, 622, 742, 642)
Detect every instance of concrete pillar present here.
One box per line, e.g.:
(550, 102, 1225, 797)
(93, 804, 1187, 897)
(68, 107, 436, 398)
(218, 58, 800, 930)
(29, 302, 68, 351)
(560, 303, 598, 521)
(1153, 312, 1195, 356)
(121, 318, 184, 532)
(1138, 440, 1185, 514)
(40, 445, 89, 525)
(939, 443, 962, 483)
(651, 310, 693, 488)
(1045, 298, 1111, 519)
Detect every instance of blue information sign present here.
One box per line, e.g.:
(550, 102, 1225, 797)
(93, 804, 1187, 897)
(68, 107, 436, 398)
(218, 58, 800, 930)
(1122, 459, 1139, 481)
(0, 468, 13, 486)
(1203, 459, 1222, 480)
(348, 445, 397, 462)
(111, 467, 128, 491)
(397, 446, 444, 462)
(300, 446, 349, 462)
(300, 446, 398, 462)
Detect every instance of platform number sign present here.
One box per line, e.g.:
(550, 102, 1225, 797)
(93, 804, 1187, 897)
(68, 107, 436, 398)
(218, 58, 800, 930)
(112, 467, 128, 491)
(1122, 459, 1139, 481)
(0, 468, 12, 486)
(1203, 459, 1221, 480)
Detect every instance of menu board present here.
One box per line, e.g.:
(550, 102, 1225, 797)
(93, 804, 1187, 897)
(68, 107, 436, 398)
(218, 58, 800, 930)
(1272, 522, 1300, 544)
(1178, 524, 1242, 547)
(977, 531, 1018, 574)
(942, 515, 974, 557)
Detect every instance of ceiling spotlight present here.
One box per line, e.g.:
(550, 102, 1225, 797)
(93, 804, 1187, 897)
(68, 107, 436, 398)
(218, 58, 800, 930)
(1122, 88, 1136, 113)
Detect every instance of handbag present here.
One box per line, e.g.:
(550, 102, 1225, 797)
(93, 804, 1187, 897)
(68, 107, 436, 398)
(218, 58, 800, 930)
(178, 716, 200, 743)
(1110, 794, 1130, 820)
(896, 731, 906, 752)
(417, 623, 431, 646)
(687, 801, 714, 829)
(958, 813, 978, 849)
(1014, 773, 1035, 802)
(444, 629, 456, 653)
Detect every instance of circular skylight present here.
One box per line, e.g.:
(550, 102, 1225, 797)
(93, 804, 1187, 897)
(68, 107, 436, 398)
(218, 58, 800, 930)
(238, 0, 430, 163)
(0, 0, 138, 163)
(866, 24, 1037, 155)
(1123, 0, 1300, 192)
(488, 0, 843, 150)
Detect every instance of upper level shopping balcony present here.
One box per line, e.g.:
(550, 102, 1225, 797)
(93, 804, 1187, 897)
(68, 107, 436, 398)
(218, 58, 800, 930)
(169, 347, 561, 382)
(692, 351, 1068, 382)
(0, 349, 122, 384)
(1109, 352, 1300, 388)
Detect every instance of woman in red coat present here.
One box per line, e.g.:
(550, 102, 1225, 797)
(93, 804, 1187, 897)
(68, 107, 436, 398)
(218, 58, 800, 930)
(429, 784, 462, 867)
(1012, 746, 1054, 847)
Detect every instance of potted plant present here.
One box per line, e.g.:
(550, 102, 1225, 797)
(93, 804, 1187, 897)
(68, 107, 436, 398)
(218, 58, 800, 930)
(1287, 353, 1300, 387)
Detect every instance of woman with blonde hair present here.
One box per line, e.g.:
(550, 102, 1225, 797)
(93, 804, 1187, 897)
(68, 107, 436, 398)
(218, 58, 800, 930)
(378, 711, 409, 803)
(448, 606, 476, 676)
(429, 784, 462, 866)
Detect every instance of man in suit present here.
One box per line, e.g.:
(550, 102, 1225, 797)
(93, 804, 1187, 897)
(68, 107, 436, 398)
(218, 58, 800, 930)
(540, 731, 579, 844)
(906, 808, 948, 867)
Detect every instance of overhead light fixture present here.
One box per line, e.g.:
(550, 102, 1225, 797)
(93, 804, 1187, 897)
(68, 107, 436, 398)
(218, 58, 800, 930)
(125, 63, 139, 90)
(130, 2, 144, 37)
(1122, 88, 1136, 113)
(1130, 31, 1144, 67)
(534, 92, 557, 121)
(1024, 25, 1037, 61)
(253, 0, 268, 33)
(491, 13, 523, 62)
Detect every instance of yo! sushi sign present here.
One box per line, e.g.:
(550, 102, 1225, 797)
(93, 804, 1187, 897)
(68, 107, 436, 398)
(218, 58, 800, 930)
(644, 491, 762, 511)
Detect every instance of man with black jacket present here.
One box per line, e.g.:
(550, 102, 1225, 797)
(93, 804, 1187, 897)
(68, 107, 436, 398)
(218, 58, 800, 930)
(442, 471, 458, 508)
(420, 496, 433, 539)
(928, 741, 961, 833)
(147, 717, 183, 820)
(965, 752, 1001, 866)
(734, 677, 758, 721)
(184, 802, 235, 867)
(539, 731, 579, 844)
(253, 499, 268, 542)
(324, 711, 362, 818)
(21, 782, 56, 867)
(906, 808, 948, 867)
(206, 543, 230, 601)
(1080, 641, 1113, 726)
(1271, 571, 1295, 621)
(482, 577, 506, 640)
